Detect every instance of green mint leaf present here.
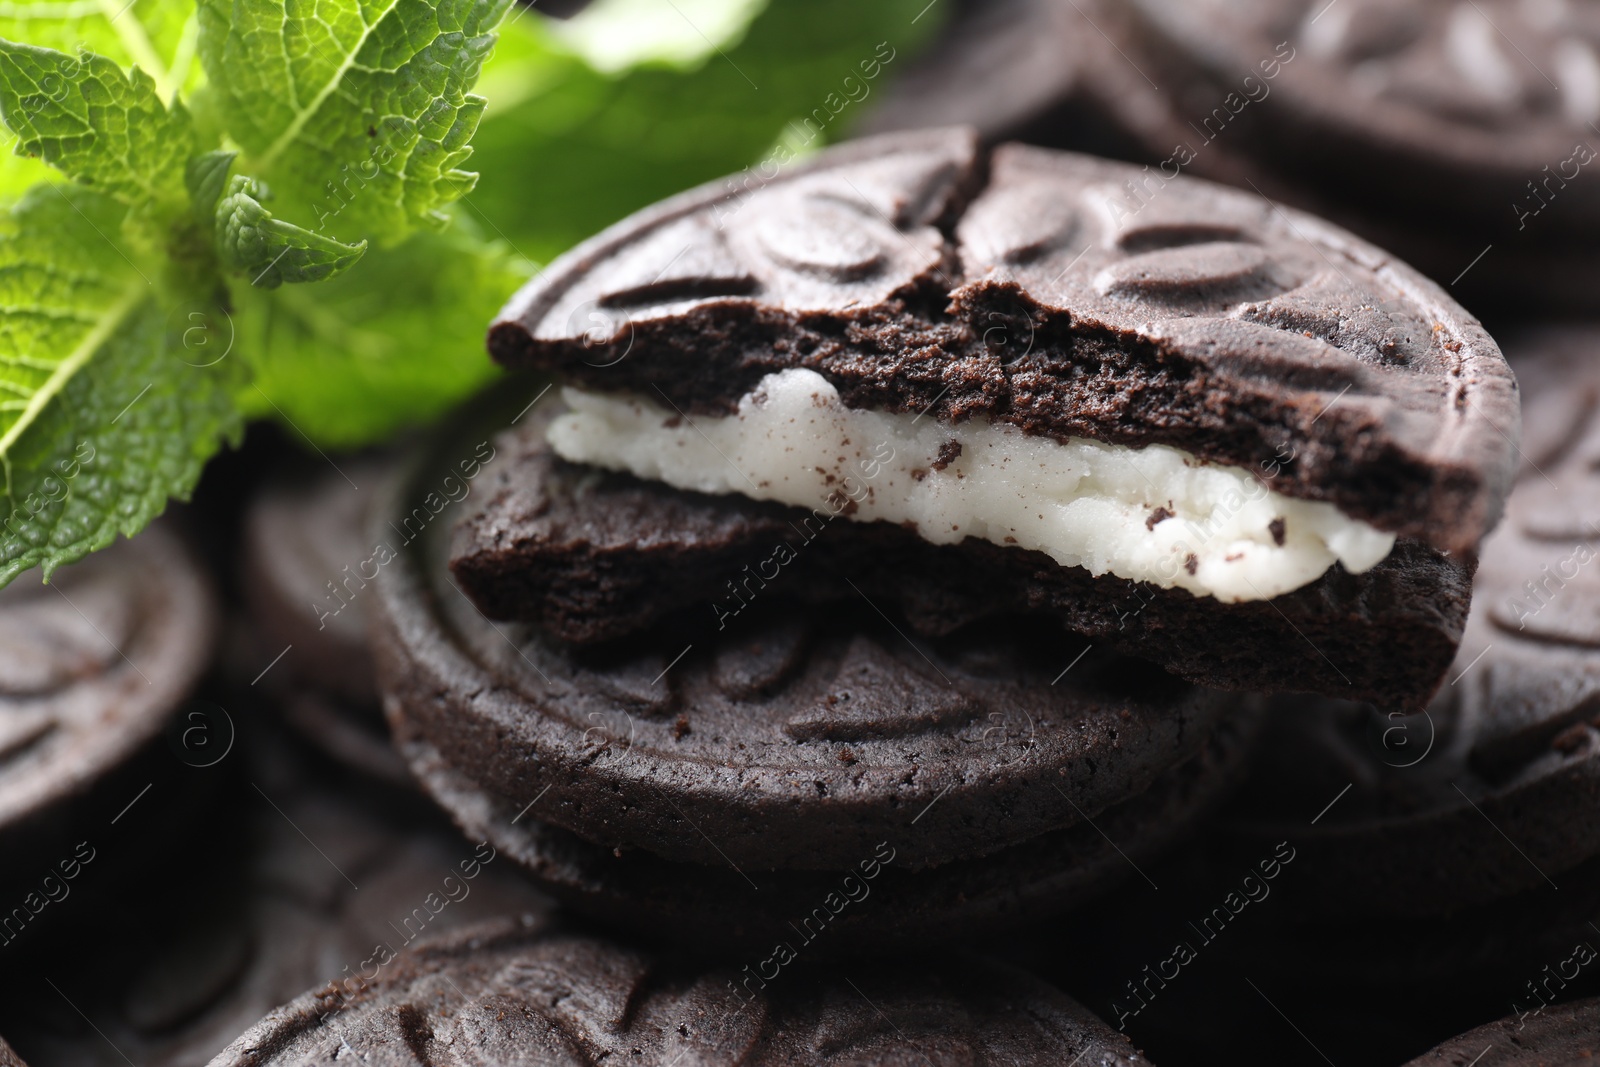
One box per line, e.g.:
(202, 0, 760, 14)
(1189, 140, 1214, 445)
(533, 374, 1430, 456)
(185, 148, 234, 221)
(0, 0, 201, 101)
(216, 175, 366, 288)
(197, 0, 512, 245)
(549, 0, 765, 74)
(0, 183, 240, 585)
(235, 212, 524, 448)
(469, 0, 943, 262)
(0, 133, 51, 202)
(0, 41, 196, 208)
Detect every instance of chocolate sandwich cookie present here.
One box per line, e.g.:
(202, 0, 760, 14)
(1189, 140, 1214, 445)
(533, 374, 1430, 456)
(1087, 0, 1600, 312)
(455, 406, 1472, 708)
(860, 0, 1135, 153)
(1221, 336, 1600, 913)
(378, 400, 1260, 949)
(0, 728, 549, 1067)
(871, 3, 1600, 312)
(242, 458, 410, 785)
(474, 128, 1516, 706)
(1404, 996, 1600, 1066)
(211, 915, 1148, 1066)
(0, 523, 215, 873)
(394, 699, 1254, 953)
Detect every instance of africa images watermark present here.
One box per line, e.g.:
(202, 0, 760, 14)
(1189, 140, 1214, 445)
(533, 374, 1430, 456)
(0, 440, 96, 551)
(709, 41, 899, 228)
(0, 841, 97, 949)
(1109, 840, 1298, 1030)
(710, 439, 896, 631)
(313, 440, 496, 630)
(1514, 140, 1596, 232)
(1511, 936, 1598, 1030)
(1499, 535, 1600, 633)
(724, 840, 898, 1007)
(1102, 41, 1298, 226)
(308, 840, 500, 1044)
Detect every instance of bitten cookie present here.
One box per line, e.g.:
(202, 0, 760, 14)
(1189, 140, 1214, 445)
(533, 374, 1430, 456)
(470, 128, 1517, 706)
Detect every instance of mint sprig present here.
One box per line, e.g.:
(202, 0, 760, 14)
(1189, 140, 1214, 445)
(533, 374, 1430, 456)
(0, 184, 238, 586)
(0, 0, 943, 586)
(196, 0, 509, 242)
(0, 43, 196, 209)
(216, 175, 368, 288)
(0, 0, 516, 584)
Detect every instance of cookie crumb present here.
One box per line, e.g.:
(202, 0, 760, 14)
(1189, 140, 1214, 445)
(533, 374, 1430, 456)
(1268, 517, 1286, 546)
(1553, 723, 1590, 755)
(931, 440, 962, 471)
(1184, 553, 1199, 575)
(1146, 506, 1173, 531)
(673, 714, 691, 740)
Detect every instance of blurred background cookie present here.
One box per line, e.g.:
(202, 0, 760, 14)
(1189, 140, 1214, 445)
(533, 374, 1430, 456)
(0, 523, 222, 956)
(210, 914, 1149, 1066)
(867, 0, 1600, 315)
(0, 724, 550, 1067)
(241, 456, 412, 786)
(1404, 996, 1600, 1065)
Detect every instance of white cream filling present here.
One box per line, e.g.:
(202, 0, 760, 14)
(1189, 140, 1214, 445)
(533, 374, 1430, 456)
(547, 368, 1395, 602)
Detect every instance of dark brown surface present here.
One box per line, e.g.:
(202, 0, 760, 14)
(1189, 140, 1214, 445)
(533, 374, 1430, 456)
(1402, 996, 1600, 1066)
(1121, 0, 1600, 232)
(242, 458, 411, 785)
(374, 398, 1261, 947)
(865, 2, 1600, 313)
(452, 407, 1475, 708)
(390, 709, 1257, 955)
(1111, 0, 1600, 315)
(860, 0, 1132, 151)
(0, 728, 550, 1067)
(0, 523, 214, 864)
(380, 411, 1241, 873)
(489, 128, 1518, 559)
(1225, 334, 1600, 914)
(209, 915, 1149, 1066)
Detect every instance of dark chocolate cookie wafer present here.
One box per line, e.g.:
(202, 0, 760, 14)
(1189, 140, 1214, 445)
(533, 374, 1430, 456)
(478, 129, 1516, 707)
(382, 425, 1235, 873)
(377, 398, 1259, 949)
(0, 523, 214, 867)
(211, 915, 1148, 1066)
(1116, 0, 1600, 228)
(393, 707, 1254, 954)
(453, 405, 1474, 707)
(242, 458, 410, 785)
(1403, 996, 1600, 1066)
(0, 728, 550, 1067)
(1092, 0, 1600, 312)
(1224, 336, 1600, 913)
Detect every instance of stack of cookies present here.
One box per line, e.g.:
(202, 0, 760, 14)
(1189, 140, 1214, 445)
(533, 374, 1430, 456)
(352, 126, 1530, 1060)
(11, 46, 1600, 1066)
